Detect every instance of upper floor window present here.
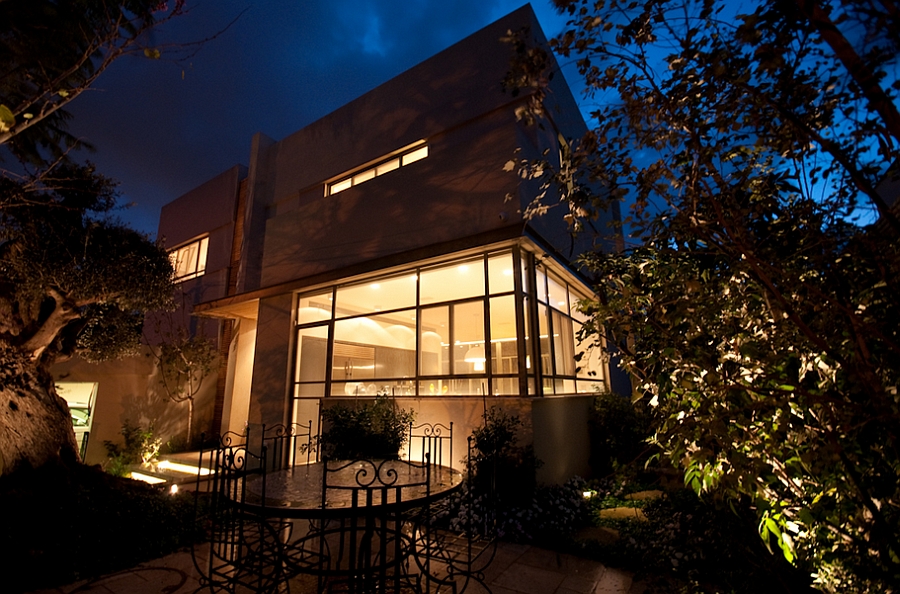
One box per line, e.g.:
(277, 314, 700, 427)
(327, 144, 429, 196)
(169, 236, 209, 282)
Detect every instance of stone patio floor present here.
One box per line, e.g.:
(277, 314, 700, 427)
(27, 541, 644, 594)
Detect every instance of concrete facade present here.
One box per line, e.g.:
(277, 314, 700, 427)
(57, 5, 624, 482)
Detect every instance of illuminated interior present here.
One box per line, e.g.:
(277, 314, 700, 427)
(328, 144, 429, 196)
(169, 236, 209, 282)
(292, 246, 606, 402)
(56, 381, 97, 460)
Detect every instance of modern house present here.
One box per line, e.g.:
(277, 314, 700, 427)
(54, 4, 625, 484)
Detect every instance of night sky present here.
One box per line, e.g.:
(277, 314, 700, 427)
(66, 1, 575, 238)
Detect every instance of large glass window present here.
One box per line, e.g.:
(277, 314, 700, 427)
(169, 236, 209, 282)
(530, 259, 607, 394)
(291, 247, 606, 399)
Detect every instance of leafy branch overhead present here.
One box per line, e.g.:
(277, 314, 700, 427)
(0, 0, 233, 165)
(507, 0, 900, 590)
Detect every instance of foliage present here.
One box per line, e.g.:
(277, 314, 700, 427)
(453, 407, 577, 542)
(505, 0, 900, 590)
(0, 0, 187, 164)
(0, 462, 202, 592)
(103, 420, 161, 476)
(582, 488, 813, 593)
(452, 476, 589, 543)
(154, 328, 217, 447)
(469, 406, 539, 508)
(588, 391, 656, 476)
(0, 163, 174, 366)
(317, 396, 415, 460)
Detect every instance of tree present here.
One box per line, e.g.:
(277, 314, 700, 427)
(0, 0, 187, 164)
(0, 163, 173, 475)
(506, 0, 899, 590)
(153, 328, 217, 448)
(0, 1, 197, 476)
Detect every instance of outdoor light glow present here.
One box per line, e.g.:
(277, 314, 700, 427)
(157, 460, 212, 476)
(583, 490, 594, 499)
(169, 484, 179, 495)
(131, 472, 166, 485)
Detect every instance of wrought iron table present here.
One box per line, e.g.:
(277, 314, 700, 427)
(242, 460, 463, 519)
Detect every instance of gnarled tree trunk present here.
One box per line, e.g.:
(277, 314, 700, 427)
(0, 344, 79, 476)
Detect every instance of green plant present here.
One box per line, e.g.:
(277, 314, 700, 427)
(588, 391, 656, 477)
(103, 420, 161, 475)
(317, 396, 414, 460)
(469, 407, 539, 507)
(580, 488, 813, 593)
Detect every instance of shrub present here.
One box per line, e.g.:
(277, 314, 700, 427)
(588, 391, 655, 477)
(0, 463, 202, 592)
(317, 396, 415, 460)
(103, 421, 161, 475)
(582, 488, 813, 593)
(469, 407, 538, 508)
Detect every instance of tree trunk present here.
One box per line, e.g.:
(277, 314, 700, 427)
(186, 397, 193, 448)
(0, 344, 79, 476)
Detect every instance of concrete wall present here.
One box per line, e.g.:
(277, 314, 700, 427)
(260, 109, 524, 286)
(221, 317, 258, 435)
(315, 395, 588, 485)
(532, 395, 593, 484)
(52, 347, 217, 465)
(233, 6, 555, 293)
(248, 294, 294, 427)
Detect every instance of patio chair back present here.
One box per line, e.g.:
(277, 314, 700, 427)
(408, 422, 453, 469)
(191, 432, 284, 594)
(257, 420, 315, 471)
(408, 436, 498, 594)
(286, 455, 432, 593)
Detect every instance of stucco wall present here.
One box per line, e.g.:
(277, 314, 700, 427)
(52, 347, 217, 466)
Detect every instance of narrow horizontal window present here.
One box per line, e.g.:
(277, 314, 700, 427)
(401, 146, 428, 165)
(326, 144, 429, 196)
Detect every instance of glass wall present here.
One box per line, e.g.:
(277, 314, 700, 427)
(292, 246, 606, 400)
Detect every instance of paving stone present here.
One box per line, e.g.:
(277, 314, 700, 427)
(597, 507, 647, 521)
(559, 553, 608, 582)
(516, 546, 566, 571)
(559, 572, 600, 593)
(491, 562, 566, 594)
(593, 567, 633, 594)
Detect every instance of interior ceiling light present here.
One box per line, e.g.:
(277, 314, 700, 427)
(464, 345, 486, 371)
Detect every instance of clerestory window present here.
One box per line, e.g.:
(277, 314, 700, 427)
(327, 144, 429, 196)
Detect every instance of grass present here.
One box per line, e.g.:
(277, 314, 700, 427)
(0, 462, 203, 593)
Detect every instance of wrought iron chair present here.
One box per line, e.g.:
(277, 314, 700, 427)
(410, 436, 498, 594)
(259, 420, 315, 471)
(282, 456, 431, 593)
(192, 431, 287, 594)
(407, 422, 453, 469)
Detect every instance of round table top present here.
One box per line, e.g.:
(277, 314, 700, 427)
(243, 460, 463, 519)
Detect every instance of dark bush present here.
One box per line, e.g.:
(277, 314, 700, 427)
(588, 391, 655, 477)
(0, 462, 202, 593)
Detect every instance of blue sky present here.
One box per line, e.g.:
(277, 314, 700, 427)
(67, 1, 575, 237)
